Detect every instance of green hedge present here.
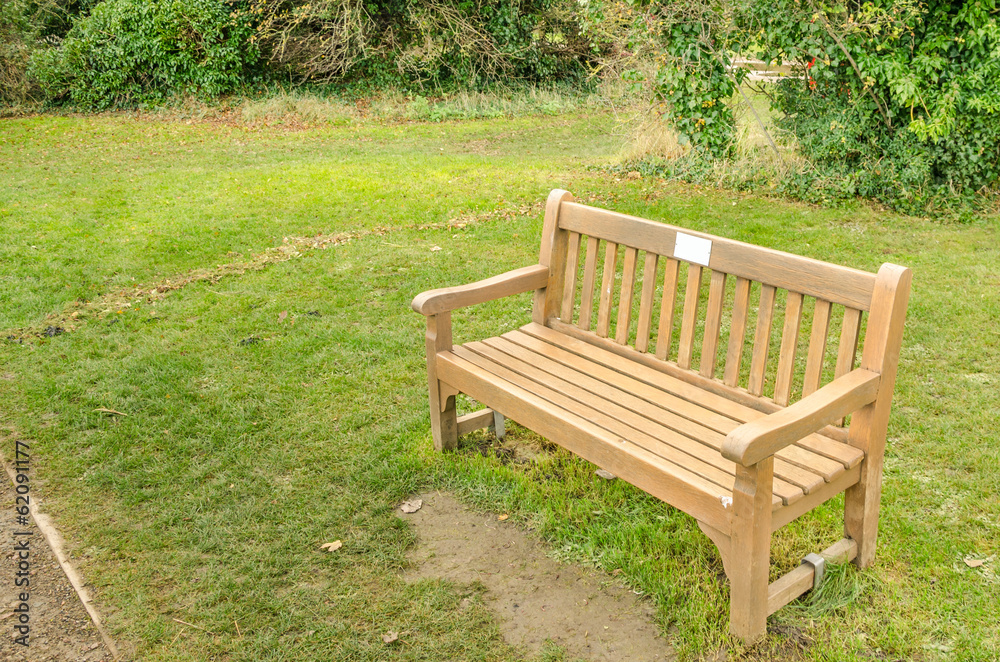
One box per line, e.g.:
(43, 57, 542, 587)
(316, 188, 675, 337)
(29, 0, 259, 109)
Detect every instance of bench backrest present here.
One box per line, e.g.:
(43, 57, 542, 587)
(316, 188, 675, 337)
(534, 190, 910, 422)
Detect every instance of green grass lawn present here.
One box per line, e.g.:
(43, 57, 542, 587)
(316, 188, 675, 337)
(1, 110, 998, 661)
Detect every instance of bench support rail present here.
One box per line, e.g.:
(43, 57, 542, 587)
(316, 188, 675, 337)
(767, 538, 858, 615)
(455, 408, 506, 440)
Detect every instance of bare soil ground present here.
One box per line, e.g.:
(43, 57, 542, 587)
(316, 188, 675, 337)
(400, 491, 674, 661)
(0, 478, 113, 662)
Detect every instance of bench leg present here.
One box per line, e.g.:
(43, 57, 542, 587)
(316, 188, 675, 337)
(426, 313, 457, 452)
(728, 458, 773, 643)
(843, 459, 882, 568)
(844, 403, 889, 568)
(493, 411, 506, 441)
(429, 390, 458, 452)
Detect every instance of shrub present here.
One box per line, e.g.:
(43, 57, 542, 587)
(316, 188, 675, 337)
(589, 0, 999, 214)
(1, 0, 85, 104)
(246, 0, 592, 90)
(759, 0, 1000, 213)
(30, 0, 260, 109)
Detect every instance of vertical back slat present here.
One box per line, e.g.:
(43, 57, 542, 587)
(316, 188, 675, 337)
(834, 306, 863, 427)
(578, 236, 600, 331)
(724, 277, 753, 387)
(677, 265, 704, 370)
(615, 247, 640, 344)
(655, 258, 681, 360)
(560, 232, 582, 322)
(774, 291, 805, 406)
(836, 307, 863, 378)
(802, 299, 832, 397)
(596, 242, 619, 337)
(700, 270, 728, 378)
(634, 252, 660, 353)
(748, 285, 777, 396)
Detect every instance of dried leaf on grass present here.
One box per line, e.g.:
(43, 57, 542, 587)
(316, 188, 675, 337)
(320, 540, 343, 552)
(381, 631, 399, 644)
(595, 469, 616, 480)
(964, 558, 985, 568)
(497, 513, 509, 521)
(399, 499, 422, 513)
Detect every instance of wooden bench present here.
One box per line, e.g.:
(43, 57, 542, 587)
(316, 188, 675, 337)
(411, 190, 911, 642)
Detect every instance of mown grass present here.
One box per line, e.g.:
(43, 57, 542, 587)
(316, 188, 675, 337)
(1, 110, 998, 661)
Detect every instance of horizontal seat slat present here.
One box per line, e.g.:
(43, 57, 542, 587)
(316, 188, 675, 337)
(503, 330, 738, 432)
(436, 350, 733, 531)
(500, 331, 846, 483)
(453, 345, 753, 500)
(474, 337, 821, 495)
(558, 202, 877, 311)
(471, 338, 804, 505)
(519, 323, 864, 471)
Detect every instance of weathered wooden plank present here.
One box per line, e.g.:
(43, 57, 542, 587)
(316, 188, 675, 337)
(748, 285, 777, 396)
(456, 409, 497, 437)
(559, 202, 877, 310)
(436, 350, 733, 531)
(635, 252, 660, 353)
(836, 307, 863, 379)
(526, 322, 863, 467)
(678, 265, 704, 370)
(616, 247, 640, 344)
(578, 236, 600, 331)
(459, 343, 755, 497)
(534, 189, 574, 325)
(596, 241, 619, 338)
(724, 277, 753, 387)
(504, 329, 853, 476)
(774, 291, 804, 406)
(700, 270, 728, 378)
(655, 258, 681, 360)
(845, 264, 912, 567)
(504, 330, 739, 432)
(766, 538, 858, 614)
(560, 231, 582, 322)
(480, 337, 831, 501)
(803, 299, 832, 398)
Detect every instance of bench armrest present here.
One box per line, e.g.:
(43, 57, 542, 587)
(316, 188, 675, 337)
(722, 369, 881, 467)
(411, 264, 550, 316)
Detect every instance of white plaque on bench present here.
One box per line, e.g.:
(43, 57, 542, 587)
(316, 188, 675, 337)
(673, 232, 712, 266)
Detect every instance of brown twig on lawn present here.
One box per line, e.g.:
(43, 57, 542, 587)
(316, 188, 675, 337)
(172, 618, 215, 635)
(93, 408, 128, 416)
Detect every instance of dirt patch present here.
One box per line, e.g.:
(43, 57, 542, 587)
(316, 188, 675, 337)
(400, 491, 673, 661)
(0, 477, 113, 661)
